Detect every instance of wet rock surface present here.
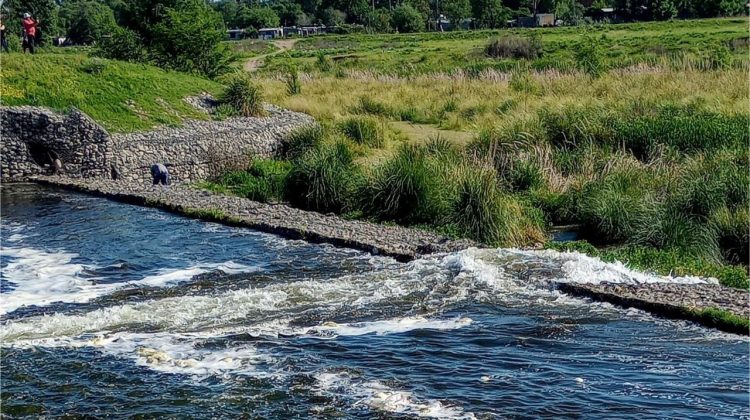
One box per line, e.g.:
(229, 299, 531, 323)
(31, 176, 474, 262)
(19, 177, 750, 333)
(559, 282, 749, 335)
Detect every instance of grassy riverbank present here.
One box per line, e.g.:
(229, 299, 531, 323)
(262, 18, 749, 76)
(208, 18, 749, 287)
(0, 54, 221, 132)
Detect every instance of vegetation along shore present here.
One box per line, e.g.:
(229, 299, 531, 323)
(1, 2, 747, 291)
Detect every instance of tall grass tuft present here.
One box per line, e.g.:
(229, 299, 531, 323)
(285, 140, 359, 213)
(219, 73, 265, 117)
(364, 144, 448, 224)
(218, 160, 292, 203)
(485, 35, 542, 59)
(451, 164, 544, 246)
(337, 116, 384, 148)
(278, 124, 325, 160)
(285, 68, 301, 95)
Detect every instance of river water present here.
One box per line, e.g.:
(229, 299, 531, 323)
(1, 184, 747, 419)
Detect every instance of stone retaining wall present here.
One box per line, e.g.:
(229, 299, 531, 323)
(1, 106, 314, 183)
(1, 107, 110, 180)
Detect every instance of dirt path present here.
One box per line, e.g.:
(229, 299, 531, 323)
(244, 39, 299, 72)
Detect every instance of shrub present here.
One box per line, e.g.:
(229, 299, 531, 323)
(286, 68, 301, 95)
(149, 0, 233, 78)
(451, 165, 545, 246)
(392, 4, 424, 33)
(485, 35, 542, 59)
(316, 52, 332, 72)
(286, 141, 359, 213)
(574, 33, 604, 77)
(711, 207, 750, 265)
(219, 73, 265, 117)
(219, 159, 292, 202)
(576, 167, 657, 243)
(278, 124, 325, 160)
(95, 27, 146, 62)
(356, 96, 391, 116)
(364, 144, 447, 224)
(337, 116, 384, 148)
(509, 71, 539, 95)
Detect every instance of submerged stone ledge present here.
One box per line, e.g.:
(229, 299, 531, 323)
(22, 177, 749, 334)
(558, 283, 749, 335)
(30, 176, 474, 262)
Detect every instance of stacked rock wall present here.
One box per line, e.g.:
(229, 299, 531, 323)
(1, 106, 313, 183)
(110, 108, 313, 183)
(1, 107, 110, 180)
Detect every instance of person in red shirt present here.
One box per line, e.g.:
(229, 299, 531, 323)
(21, 12, 38, 54)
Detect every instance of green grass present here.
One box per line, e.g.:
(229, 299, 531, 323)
(263, 18, 749, 76)
(1, 53, 221, 132)
(691, 307, 749, 332)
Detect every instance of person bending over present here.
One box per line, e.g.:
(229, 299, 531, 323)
(150, 163, 171, 186)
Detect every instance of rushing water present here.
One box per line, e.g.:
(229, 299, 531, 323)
(1, 184, 748, 419)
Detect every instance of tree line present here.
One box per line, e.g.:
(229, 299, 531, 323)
(211, 0, 747, 32)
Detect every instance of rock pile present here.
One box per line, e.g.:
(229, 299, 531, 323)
(32, 176, 475, 262)
(1, 105, 313, 183)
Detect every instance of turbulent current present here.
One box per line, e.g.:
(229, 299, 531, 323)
(1, 184, 747, 419)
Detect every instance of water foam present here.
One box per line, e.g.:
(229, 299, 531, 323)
(0, 245, 257, 315)
(315, 372, 476, 419)
(299, 316, 473, 339)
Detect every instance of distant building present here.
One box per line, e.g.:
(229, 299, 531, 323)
(516, 14, 555, 28)
(227, 29, 245, 40)
(257, 27, 283, 40)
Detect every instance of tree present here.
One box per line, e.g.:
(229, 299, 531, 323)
(365, 8, 394, 32)
(471, 0, 510, 28)
(150, 0, 232, 78)
(4, 0, 60, 42)
(271, 0, 304, 26)
(242, 7, 281, 29)
(555, 0, 585, 24)
(59, 0, 118, 44)
(392, 3, 424, 32)
(650, 0, 677, 19)
(442, 0, 471, 27)
(320, 7, 346, 26)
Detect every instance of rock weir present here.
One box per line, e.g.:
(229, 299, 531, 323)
(22, 176, 750, 334)
(31, 176, 474, 262)
(558, 283, 749, 335)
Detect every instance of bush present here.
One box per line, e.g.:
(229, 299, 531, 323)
(59, 0, 118, 45)
(364, 144, 447, 224)
(218, 159, 292, 202)
(149, 0, 233, 78)
(356, 96, 391, 116)
(392, 4, 424, 33)
(278, 124, 325, 160)
(574, 33, 604, 77)
(286, 141, 360, 213)
(576, 167, 657, 243)
(286, 68, 301, 95)
(451, 165, 545, 246)
(316, 52, 332, 72)
(509, 71, 539, 95)
(219, 73, 265, 117)
(96, 27, 146, 62)
(337, 116, 384, 148)
(485, 35, 542, 59)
